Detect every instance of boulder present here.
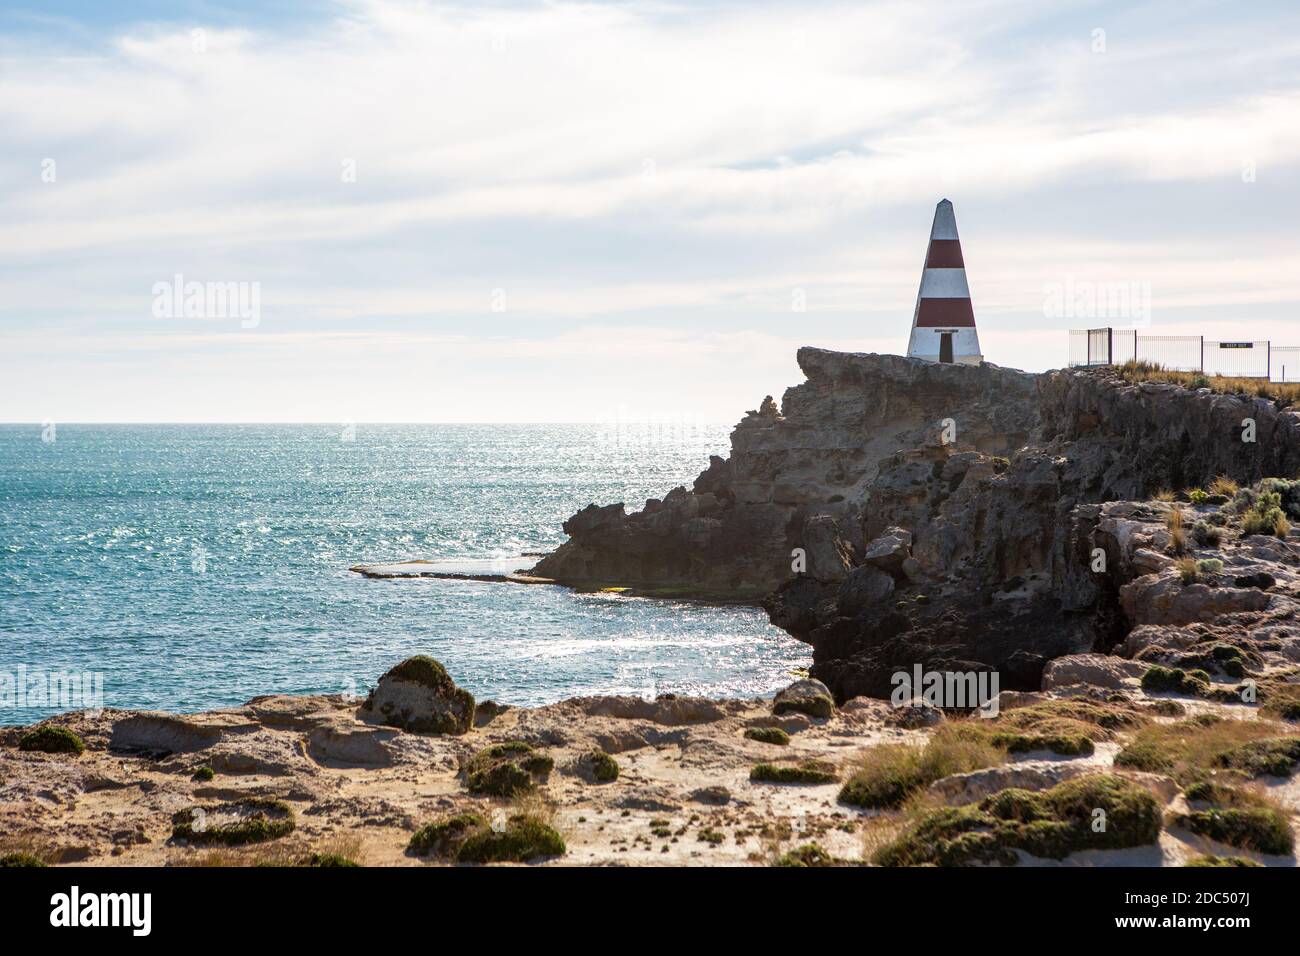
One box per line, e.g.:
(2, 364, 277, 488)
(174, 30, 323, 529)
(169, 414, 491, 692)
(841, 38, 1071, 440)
(862, 527, 912, 573)
(1041, 654, 1147, 691)
(927, 762, 1087, 806)
(1120, 575, 1271, 626)
(773, 679, 835, 719)
(360, 656, 475, 735)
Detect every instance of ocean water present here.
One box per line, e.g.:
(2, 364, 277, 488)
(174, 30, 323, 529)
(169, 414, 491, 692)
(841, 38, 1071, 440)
(0, 424, 808, 724)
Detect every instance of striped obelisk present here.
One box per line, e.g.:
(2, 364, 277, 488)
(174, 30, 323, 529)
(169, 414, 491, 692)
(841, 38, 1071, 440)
(905, 199, 983, 365)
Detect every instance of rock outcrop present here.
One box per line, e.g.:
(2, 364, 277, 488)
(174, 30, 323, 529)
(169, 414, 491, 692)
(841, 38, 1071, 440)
(361, 656, 475, 735)
(530, 349, 1039, 597)
(533, 350, 1300, 704)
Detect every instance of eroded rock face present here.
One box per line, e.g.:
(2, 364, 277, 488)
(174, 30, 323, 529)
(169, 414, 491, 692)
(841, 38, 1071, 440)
(529, 350, 1040, 596)
(361, 657, 475, 735)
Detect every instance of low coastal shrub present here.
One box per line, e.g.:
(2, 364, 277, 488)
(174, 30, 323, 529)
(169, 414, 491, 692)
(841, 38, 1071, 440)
(0, 853, 48, 867)
(696, 827, 725, 845)
(409, 805, 565, 864)
(839, 725, 1002, 809)
(1171, 807, 1292, 856)
(1176, 556, 1198, 584)
(1165, 507, 1188, 554)
(18, 726, 85, 755)
(750, 760, 838, 784)
(171, 799, 295, 846)
(873, 774, 1161, 867)
(1140, 665, 1209, 695)
(774, 843, 835, 867)
(464, 741, 554, 797)
(1242, 491, 1290, 538)
(1187, 488, 1209, 505)
(840, 701, 1139, 810)
(454, 814, 566, 863)
(1192, 521, 1222, 547)
(1115, 716, 1297, 784)
(1196, 558, 1224, 575)
(584, 749, 619, 782)
(1185, 854, 1263, 867)
(300, 853, 360, 867)
(191, 765, 215, 781)
(744, 726, 790, 746)
(408, 812, 489, 857)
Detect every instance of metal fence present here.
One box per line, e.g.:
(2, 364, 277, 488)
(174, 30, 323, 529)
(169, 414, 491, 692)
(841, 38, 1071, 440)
(1069, 328, 1297, 382)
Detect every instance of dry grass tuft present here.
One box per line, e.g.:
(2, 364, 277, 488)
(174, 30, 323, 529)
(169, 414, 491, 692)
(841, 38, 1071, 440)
(1115, 360, 1300, 406)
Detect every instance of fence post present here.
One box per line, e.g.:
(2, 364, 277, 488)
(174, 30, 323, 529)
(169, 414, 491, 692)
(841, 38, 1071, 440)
(1200, 336, 1204, 373)
(1107, 327, 1113, 365)
(1268, 341, 1272, 382)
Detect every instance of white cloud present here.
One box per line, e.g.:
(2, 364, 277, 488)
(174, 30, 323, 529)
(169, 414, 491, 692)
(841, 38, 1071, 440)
(2, 0, 1300, 420)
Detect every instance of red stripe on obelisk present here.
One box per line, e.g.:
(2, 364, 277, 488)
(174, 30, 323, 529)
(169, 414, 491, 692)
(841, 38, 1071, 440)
(925, 240, 965, 268)
(915, 298, 975, 327)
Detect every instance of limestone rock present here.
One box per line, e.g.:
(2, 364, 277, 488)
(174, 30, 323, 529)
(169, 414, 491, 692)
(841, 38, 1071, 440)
(862, 527, 912, 573)
(360, 656, 475, 735)
(1041, 654, 1147, 691)
(927, 762, 1087, 806)
(773, 679, 835, 719)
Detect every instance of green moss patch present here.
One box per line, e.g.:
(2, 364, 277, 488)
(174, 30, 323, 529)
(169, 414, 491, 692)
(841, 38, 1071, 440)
(1184, 854, 1263, 868)
(873, 774, 1162, 867)
(0, 853, 48, 867)
(750, 760, 838, 784)
(1212, 737, 1300, 778)
(191, 765, 215, 782)
(171, 799, 295, 846)
(464, 741, 554, 797)
(744, 726, 791, 746)
(385, 655, 454, 689)
(18, 726, 85, 755)
(1141, 665, 1210, 695)
(773, 691, 834, 720)
(1171, 809, 1292, 855)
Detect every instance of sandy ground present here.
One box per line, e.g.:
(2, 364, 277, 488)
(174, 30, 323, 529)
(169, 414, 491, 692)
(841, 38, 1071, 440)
(2, 683, 1297, 867)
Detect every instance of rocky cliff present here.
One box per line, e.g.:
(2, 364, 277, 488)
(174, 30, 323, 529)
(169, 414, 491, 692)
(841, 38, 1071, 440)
(533, 350, 1300, 703)
(529, 349, 1039, 598)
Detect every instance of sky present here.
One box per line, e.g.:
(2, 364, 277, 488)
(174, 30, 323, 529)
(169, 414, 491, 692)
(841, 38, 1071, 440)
(2, 0, 1299, 423)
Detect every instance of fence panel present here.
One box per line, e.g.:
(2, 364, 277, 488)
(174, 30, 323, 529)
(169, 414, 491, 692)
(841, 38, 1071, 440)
(1204, 341, 1269, 378)
(1086, 328, 1109, 365)
(1273, 347, 1300, 383)
(1068, 330, 1089, 367)
(1134, 335, 1202, 372)
(1112, 329, 1137, 365)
